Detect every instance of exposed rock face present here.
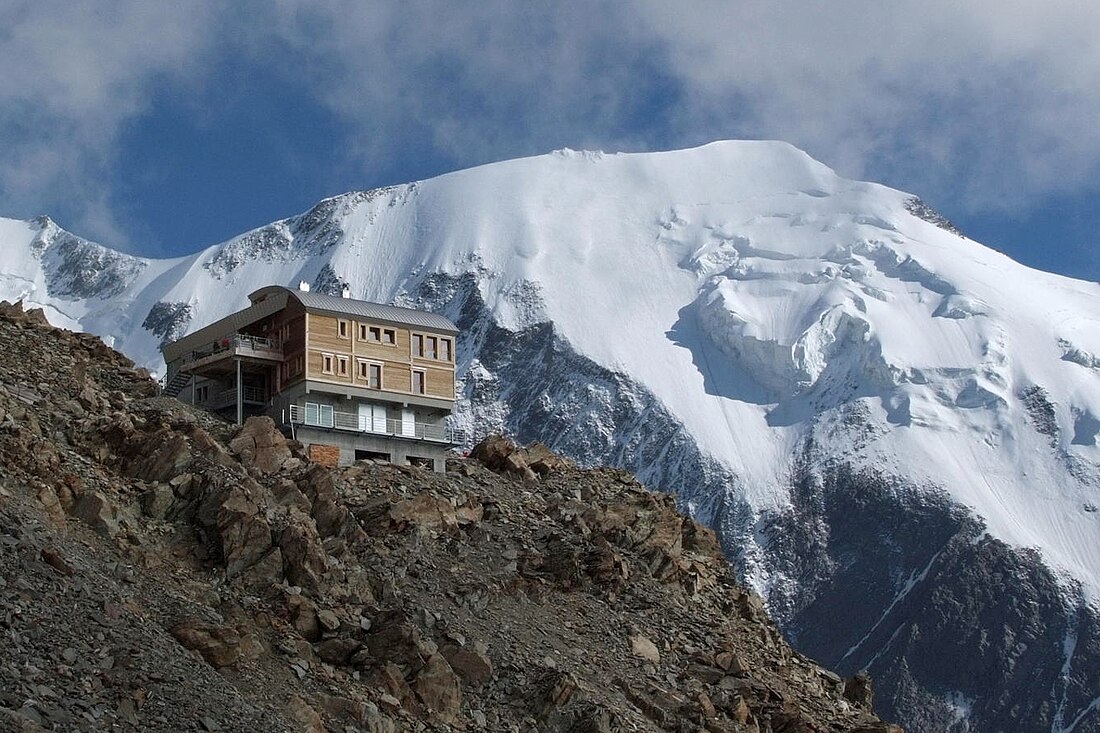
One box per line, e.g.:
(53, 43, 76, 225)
(0, 304, 895, 732)
(757, 462, 1100, 733)
(903, 197, 965, 237)
(141, 301, 193, 346)
(32, 221, 146, 299)
(202, 187, 415, 279)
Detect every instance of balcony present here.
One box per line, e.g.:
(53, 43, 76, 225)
(178, 333, 283, 373)
(287, 403, 465, 445)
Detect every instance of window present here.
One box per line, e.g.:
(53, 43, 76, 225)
(196, 385, 209, 402)
(412, 370, 425, 394)
(358, 323, 368, 340)
(321, 353, 334, 374)
(426, 336, 437, 359)
(383, 329, 395, 345)
(337, 356, 349, 376)
(338, 319, 349, 338)
(441, 338, 452, 362)
(412, 334, 423, 357)
(304, 402, 334, 428)
(357, 359, 382, 388)
(368, 326, 381, 341)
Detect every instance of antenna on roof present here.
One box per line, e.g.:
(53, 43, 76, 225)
(341, 285, 351, 299)
(297, 280, 311, 293)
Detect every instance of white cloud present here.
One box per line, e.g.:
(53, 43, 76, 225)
(1, 0, 1099, 251)
(231, 0, 1100, 215)
(0, 0, 217, 249)
(633, 1, 1100, 210)
(252, 2, 664, 169)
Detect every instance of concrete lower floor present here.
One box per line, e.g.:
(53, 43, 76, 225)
(290, 425, 450, 472)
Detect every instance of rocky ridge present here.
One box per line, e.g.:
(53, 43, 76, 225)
(0, 301, 897, 732)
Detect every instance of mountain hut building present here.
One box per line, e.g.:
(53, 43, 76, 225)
(160, 283, 461, 472)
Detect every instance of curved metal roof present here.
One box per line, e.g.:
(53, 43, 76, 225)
(250, 286, 458, 334)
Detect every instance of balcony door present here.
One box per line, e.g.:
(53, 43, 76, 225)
(400, 408, 416, 437)
(357, 402, 386, 433)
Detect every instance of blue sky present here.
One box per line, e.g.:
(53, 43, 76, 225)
(2, 1, 1098, 280)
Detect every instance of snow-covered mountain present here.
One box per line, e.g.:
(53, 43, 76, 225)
(3, 141, 1099, 732)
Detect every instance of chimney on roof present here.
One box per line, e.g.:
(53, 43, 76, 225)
(298, 280, 310, 292)
(341, 285, 351, 299)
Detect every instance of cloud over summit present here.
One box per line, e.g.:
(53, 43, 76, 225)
(1, 1, 1097, 260)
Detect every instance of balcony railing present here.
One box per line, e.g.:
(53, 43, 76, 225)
(208, 385, 266, 409)
(287, 403, 464, 445)
(179, 333, 283, 369)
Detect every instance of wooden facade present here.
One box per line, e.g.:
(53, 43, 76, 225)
(302, 313, 455, 401)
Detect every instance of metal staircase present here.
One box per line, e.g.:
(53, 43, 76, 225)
(162, 370, 191, 398)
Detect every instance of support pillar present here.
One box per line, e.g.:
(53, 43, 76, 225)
(236, 358, 243, 426)
(190, 373, 196, 406)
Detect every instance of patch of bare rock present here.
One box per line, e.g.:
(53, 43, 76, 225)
(0, 300, 901, 732)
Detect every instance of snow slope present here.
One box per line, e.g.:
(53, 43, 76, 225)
(3, 141, 1099, 604)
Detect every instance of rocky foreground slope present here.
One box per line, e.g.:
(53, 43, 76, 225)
(0, 301, 897, 732)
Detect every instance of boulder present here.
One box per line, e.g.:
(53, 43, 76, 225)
(366, 618, 425, 670)
(24, 308, 51, 327)
(526, 442, 575, 475)
(171, 619, 242, 668)
(128, 430, 193, 483)
(441, 644, 494, 687)
(286, 696, 325, 733)
(844, 672, 874, 709)
(317, 609, 341, 633)
(469, 434, 518, 472)
(288, 595, 322, 642)
(389, 493, 457, 533)
(320, 695, 396, 731)
(35, 485, 67, 526)
(315, 637, 361, 665)
(371, 662, 419, 714)
(69, 491, 120, 537)
(140, 483, 175, 520)
(413, 654, 462, 724)
(715, 650, 747, 676)
(229, 416, 292, 476)
(272, 478, 312, 511)
(200, 484, 273, 577)
(0, 300, 25, 320)
(278, 509, 328, 592)
(630, 633, 661, 665)
(241, 547, 284, 589)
